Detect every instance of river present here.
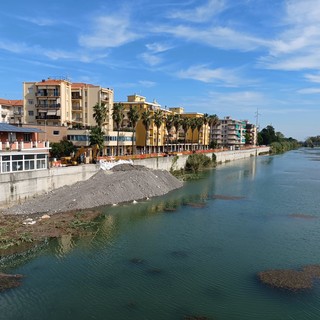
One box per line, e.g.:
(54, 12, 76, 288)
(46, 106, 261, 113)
(1, 148, 320, 320)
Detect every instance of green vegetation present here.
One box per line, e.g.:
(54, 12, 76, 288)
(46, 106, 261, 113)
(258, 125, 300, 154)
(303, 136, 320, 147)
(50, 140, 76, 158)
(90, 102, 108, 151)
(171, 153, 217, 180)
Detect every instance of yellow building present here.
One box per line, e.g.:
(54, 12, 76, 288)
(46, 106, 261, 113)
(120, 94, 171, 154)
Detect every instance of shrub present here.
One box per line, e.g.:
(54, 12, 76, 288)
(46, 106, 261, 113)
(185, 154, 212, 173)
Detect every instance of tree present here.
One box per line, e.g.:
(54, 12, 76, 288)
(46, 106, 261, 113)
(90, 102, 108, 152)
(153, 109, 164, 153)
(259, 125, 278, 145)
(165, 113, 174, 151)
(112, 103, 125, 156)
(127, 106, 140, 155)
(141, 109, 152, 154)
(181, 117, 191, 151)
(190, 118, 197, 151)
(50, 140, 76, 159)
(208, 114, 219, 148)
(89, 126, 104, 151)
(203, 113, 209, 149)
(93, 102, 107, 128)
(173, 114, 181, 151)
(196, 117, 204, 150)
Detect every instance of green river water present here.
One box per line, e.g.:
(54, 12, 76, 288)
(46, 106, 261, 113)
(1, 148, 320, 320)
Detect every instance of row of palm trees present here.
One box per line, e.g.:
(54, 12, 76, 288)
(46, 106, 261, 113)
(92, 102, 219, 156)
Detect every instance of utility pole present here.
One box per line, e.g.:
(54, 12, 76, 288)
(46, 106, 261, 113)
(255, 108, 261, 131)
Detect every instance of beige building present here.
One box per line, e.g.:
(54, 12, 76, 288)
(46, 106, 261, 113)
(23, 78, 114, 130)
(0, 98, 23, 125)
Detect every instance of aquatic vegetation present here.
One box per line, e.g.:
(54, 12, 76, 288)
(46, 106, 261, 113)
(185, 202, 208, 208)
(212, 194, 245, 200)
(0, 273, 23, 292)
(258, 264, 320, 291)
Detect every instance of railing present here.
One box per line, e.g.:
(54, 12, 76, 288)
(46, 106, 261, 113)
(0, 140, 50, 151)
(36, 115, 61, 120)
(36, 104, 61, 109)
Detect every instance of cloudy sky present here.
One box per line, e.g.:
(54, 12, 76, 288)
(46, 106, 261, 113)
(1, 0, 320, 140)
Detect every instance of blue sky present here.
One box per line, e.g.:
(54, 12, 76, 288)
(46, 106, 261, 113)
(1, 0, 320, 141)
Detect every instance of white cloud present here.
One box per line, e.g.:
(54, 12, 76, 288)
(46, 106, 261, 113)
(138, 80, 156, 87)
(155, 24, 268, 52)
(168, 0, 226, 23)
(17, 16, 56, 26)
(177, 65, 247, 87)
(261, 0, 320, 70)
(304, 73, 320, 83)
(140, 42, 173, 66)
(79, 15, 140, 49)
(297, 88, 320, 94)
(0, 40, 30, 53)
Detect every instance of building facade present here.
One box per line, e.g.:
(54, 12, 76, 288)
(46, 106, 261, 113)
(0, 99, 23, 125)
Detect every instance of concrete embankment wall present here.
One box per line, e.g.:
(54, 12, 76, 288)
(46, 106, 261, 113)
(0, 164, 98, 208)
(0, 147, 269, 208)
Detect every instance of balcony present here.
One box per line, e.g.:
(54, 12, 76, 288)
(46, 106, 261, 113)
(72, 93, 82, 99)
(35, 115, 61, 120)
(0, 140, 50, 152)
(36, 104, 61, 109)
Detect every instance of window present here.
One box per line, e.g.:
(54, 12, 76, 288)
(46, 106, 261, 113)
(28, 99, 34, 105)
(28, 111, 34, 116)
(53, 130, 60, 135)
(28, 87, 33, 94)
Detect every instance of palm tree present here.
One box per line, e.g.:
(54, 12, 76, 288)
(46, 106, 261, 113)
(141, 109, 152, 154)
(127, 106, 140, 155)
(190, 118, 197, 151)
(112, 103, 125, 156)
(90, 102, 108, 152)
(165, 113, 174, 152)
(208, 114, 219, 148)
(173, 114, 181, 152)
(196, 117, 204, 150)
(153, 109, 164, 153)
(181, 117, 191, 151)
(203, 113, 209, 149)
(93, 102, 107, 128)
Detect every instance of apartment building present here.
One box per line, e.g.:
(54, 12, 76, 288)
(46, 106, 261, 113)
(0, 99, 23, 125)
(23, 78, 114, 129)
(119, 94, 169, 154)
(23, 78, 72, 126)
(211, 116, 247, 148)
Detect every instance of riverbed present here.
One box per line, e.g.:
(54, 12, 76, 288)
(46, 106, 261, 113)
(1, 148, 320, 320)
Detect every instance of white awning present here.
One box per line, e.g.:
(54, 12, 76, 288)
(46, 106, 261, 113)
(47, 110, 57, 116)
(38, 110, 48, 113)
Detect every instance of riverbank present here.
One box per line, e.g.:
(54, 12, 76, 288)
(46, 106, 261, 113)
(0, 164, 183, 261)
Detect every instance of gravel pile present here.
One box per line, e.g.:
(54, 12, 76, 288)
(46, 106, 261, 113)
(2, 165, 183, 215)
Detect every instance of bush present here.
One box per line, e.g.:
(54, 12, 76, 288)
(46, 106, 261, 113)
(185, 154, 212, 173)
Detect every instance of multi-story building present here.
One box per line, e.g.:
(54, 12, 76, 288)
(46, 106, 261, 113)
(23, 78, 114, 129)
(23, 78, 72, 126)
(245, 122, 257, 146)
(211, 116, 247, 149)
(0, 99, 23, 125)
(120, 94, 169, 154)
